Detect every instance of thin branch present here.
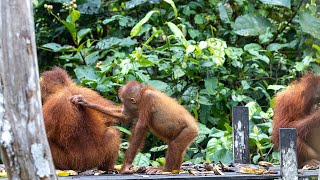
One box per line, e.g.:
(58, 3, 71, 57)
(270, 0, 304, 43)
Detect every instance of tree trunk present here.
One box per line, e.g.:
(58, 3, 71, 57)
(0, 0, 56, 179)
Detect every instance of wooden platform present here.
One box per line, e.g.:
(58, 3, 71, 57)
(57, 170, 319, 180)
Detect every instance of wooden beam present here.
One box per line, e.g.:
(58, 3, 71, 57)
(232, 106, 250, 164)
(0, 0, 56, 179)
(279, 128, 298, 180)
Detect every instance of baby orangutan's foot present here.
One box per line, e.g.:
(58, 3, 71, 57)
(120, 164, 134, 174)
(146, 167, 166, 174)
(302, 159, 320, 170)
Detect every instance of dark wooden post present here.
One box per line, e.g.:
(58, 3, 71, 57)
(232, 106, 250, 164)
(0, 0, 56, 179)
(279, 128, 298, 180)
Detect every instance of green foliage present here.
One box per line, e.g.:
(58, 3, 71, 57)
(34, 0, 320, 166)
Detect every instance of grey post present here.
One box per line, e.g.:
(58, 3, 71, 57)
(279, 128, 298, 180)
(232, 106, 250, 164)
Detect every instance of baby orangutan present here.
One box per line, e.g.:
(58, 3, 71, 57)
(41, 67, 126, 171)
(118, 81, 198, 174)
(272, 73, 320, 168)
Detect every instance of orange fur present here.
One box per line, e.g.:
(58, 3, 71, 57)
(272, 73, 320, 167)
(118, 81, 199, 174)
(41, 67, 120, 171)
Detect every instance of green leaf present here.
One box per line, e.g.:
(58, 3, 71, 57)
(147, 80, 169, 92)
(206, 38, 227, 66)
(126, 0, 148, 9)
(299, 12, 320, 40)
(135, 72, 150, 82)
(244, 43, 262, 51)
(253, 125, 259, 134)
(133, 153, 151, 166)
(42, 43, 76, 52)
(259, 0, 291, 8)
(225, 47, 243, 60)
(173, 68, 185, 79)
(198, 123, 211, 135)
(77, 0, 101, 14)
(164, 0, 178, 18)
(210, 149, 233, 164)
(194, 14, 204, 25)
(167, 22, 188, 48)
(96, 37, 137, 49)
(312, 44, 320, 53)
(74, 66, 99, 82)
(102, 15, 135, 27)
(115, 126, 131, 135)
(67, 10, 80, 23)
(217, 2, 230, 23)
(267, 85, 286, 91)
(188, 29, 201, 39)
(205, 78, 218, 95)
(84, 51, 100, 65)
(198, 95, 214, 105)
(131, 10, 159, 37)
(241, 80, 250, 90)
(233, 14, 275, 36)
(149, 145, 168, 152)
(77, 28, 91, 44)
(267, 43, 289, 51)
(61, 20, 77, 43)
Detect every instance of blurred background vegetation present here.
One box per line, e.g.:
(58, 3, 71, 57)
(33, 0, 320, 167)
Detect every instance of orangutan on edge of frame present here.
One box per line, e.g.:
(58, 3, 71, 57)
(272, 73, 320, 168)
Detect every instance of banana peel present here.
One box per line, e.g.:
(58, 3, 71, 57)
(55, 170, 78, 177)
(0, 172, 7, 178)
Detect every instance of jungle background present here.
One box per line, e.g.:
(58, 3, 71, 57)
(33, 0, 320, 167)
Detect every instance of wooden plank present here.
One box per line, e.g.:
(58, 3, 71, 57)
(232, 107, 250, 164)
(279, 128, 298, 180)
(58, 172, 281, 180)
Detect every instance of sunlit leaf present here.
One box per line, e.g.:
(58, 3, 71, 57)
(96, 37, 137, 49)
(167, 22, 188, 47)
(217, 2, 231, 23)
(66, 10, 80, 23)
(267, 85, 286, 91)
(149, 145, 168, 152)
(147, 80, 169, 92)
(164, 0, 178, 18)
(253, 125, 259, 134)
(259, 0, 290, 8)
(173, 68, 185, 79)
(74, 66, 98, 81)
(77, 28, 91, 44)
(42, 43, 76, 52)
(133, 153, 151, 166)
(125, 0, 148, 9)
(198, 95, 214, 105)
(206, 38, 227, 66)
(233, 14, 275, 36)
(131, 10, 159, 37)
(84, 51, 100, 65)
(299, 12, 320, 40)
(77, 0, 101, 14)
(198, 123, 211, 135)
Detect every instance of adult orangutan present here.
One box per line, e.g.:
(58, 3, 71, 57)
(40, 67, 126, 171)
(272, 73, 320, 168)
(117, 81, 199, 174)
